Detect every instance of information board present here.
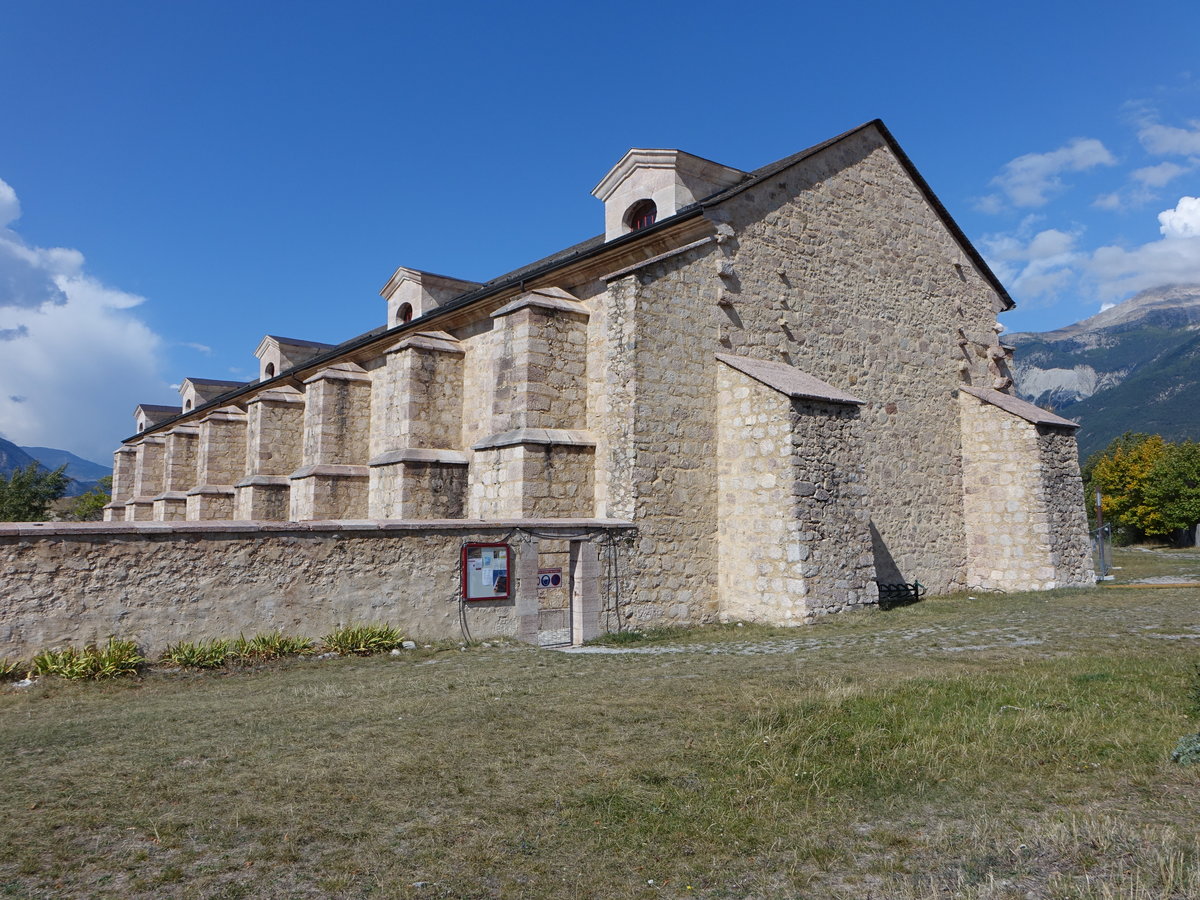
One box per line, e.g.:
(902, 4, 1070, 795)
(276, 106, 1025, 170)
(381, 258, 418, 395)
(461, 542, 512, 600)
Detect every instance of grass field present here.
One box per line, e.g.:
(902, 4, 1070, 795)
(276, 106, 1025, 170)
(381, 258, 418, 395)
(2, 549, 1199, 899)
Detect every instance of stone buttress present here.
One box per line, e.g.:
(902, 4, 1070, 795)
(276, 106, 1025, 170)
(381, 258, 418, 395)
(152, 426, 198, 520)
(235, 386, 305, 520)
(125, 438, 165, 521)
(959, 387, 1094, 591)
(289, 364, 371, 519)
(716, 354, 876, 623)
(469, 288, 596, 518)
(186, 406, 248, 520)
(369, 331, 468, 518)
(103, 445, 137, 521)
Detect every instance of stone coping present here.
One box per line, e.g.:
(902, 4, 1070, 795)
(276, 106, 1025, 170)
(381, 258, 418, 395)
(186, 485, 236, 496)
(0, 518, 636, 538)
(491, 287, 589, 319)
(369, 448, 469, 466)
(233, 475, 291, 488)
(301, 363, 371, 385)
(289, 464, 370, 479)
(386, 331, 464, 356)
(163, 425, 200, 436)
(603, 236, 715, 281)
(716, 353, 865, 405)
(151, 491, 190, 501)
(246, 389, 305, 406)
(959, 385, 1080, 429)
(473, 428, 597, 451)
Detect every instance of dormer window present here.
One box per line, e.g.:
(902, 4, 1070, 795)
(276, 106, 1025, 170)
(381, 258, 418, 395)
(185, 400, 193, 411)
(264, 363, 276, 378)
(398, 302, 414, 324)
(625, 199, 657, 232)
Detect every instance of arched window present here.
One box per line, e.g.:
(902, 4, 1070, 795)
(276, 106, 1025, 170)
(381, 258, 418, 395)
(398, 302, 414, 324)
(185, 399, 193, 411)
(264, 362, 276, 378)
(625, 199, 657, 232)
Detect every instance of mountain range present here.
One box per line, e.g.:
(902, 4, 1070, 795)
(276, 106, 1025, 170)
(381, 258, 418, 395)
(0, 436, 112, 497)
(1006, 284, 1200, 461)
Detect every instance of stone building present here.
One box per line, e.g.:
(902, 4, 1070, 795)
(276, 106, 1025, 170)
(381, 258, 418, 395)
(100, 119, 1094, 634)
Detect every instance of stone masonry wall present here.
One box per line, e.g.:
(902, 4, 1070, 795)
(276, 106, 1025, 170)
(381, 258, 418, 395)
(0, 522, 629, 660)
(614, 243, 723, 625)
(709, 128, 1001, 593)
(1035, 426, 1095, 586)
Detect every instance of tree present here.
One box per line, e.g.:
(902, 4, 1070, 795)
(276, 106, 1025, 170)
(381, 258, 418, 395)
(1144, 441, 1200, 539)
(68, 475, 113, 522)
(1087, 433, 1166, 538)
(0, 463, 69, 522)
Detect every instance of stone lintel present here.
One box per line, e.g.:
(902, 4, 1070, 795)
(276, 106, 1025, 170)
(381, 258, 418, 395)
(289, 464, 371, 480)
(491, 287, 589, 320)
(959, 385, 1080, 430)
(369, 448, 469, 467)
(472, 428, 597, 451)
(234, 475, 292, 488)
(385, 331, 465, 356)
(186, 485, 237, 497)
(301, 363, 371, 386)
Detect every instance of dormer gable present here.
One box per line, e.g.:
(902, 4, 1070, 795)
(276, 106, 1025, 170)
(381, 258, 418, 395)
(254, 335, 336, 381)
(179, 378, 248, 413)
(379, 267, 482, 329)
(592, 149, 747, 241)
(133, 403, 181, 434)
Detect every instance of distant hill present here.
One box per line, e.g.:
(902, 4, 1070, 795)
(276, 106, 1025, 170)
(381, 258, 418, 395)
(0, 437, 112, 497)
(1007, 284, 1200, 460)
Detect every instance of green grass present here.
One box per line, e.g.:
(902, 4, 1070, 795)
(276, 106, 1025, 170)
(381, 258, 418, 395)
(2, 550, 1199, 898)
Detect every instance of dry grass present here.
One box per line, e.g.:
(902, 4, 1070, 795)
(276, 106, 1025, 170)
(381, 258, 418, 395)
(1, 550, 1199, 898)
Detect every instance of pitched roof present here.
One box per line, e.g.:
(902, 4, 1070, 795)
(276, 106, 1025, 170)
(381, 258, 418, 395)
(129, 120, 1011, 440)
(716, 353, 864, 405)
(960, 385, 1079, 429)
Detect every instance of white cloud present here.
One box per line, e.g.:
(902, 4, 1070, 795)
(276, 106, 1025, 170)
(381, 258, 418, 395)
(1087, 196, 1200, 298)
(1138, 120, 1200, 156)
(179, 341, 212, 354)
(0, 176, 172, 462)
(1158, 196, 1200, 238)
(982, 225, 1085, 301)
(987, 138, 1117, 209)
(1132, 161, 1191, 187)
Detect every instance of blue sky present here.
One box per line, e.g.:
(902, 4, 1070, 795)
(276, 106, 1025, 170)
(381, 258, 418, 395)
(2, 0, 1199, 463)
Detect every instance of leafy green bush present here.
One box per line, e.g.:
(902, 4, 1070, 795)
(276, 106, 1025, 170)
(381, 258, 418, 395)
(0, 657, 25, 681)
(231, 632, 313, 662)
(162, 638, 231, 669)
(322, 624, 406, 656)
(32, 639, 145, 680)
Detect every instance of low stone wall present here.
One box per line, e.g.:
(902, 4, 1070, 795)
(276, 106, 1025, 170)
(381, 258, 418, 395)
(0, 519, 632, 660)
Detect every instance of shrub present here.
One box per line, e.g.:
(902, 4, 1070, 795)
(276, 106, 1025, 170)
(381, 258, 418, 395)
(231, 632, 313, 662)
(32, 639, 145, 680)
(322, 624, 406, 656)
(1171, 733, 1200, 765)
(0, 657, 25, 681)
(162, 638, 231, 669)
